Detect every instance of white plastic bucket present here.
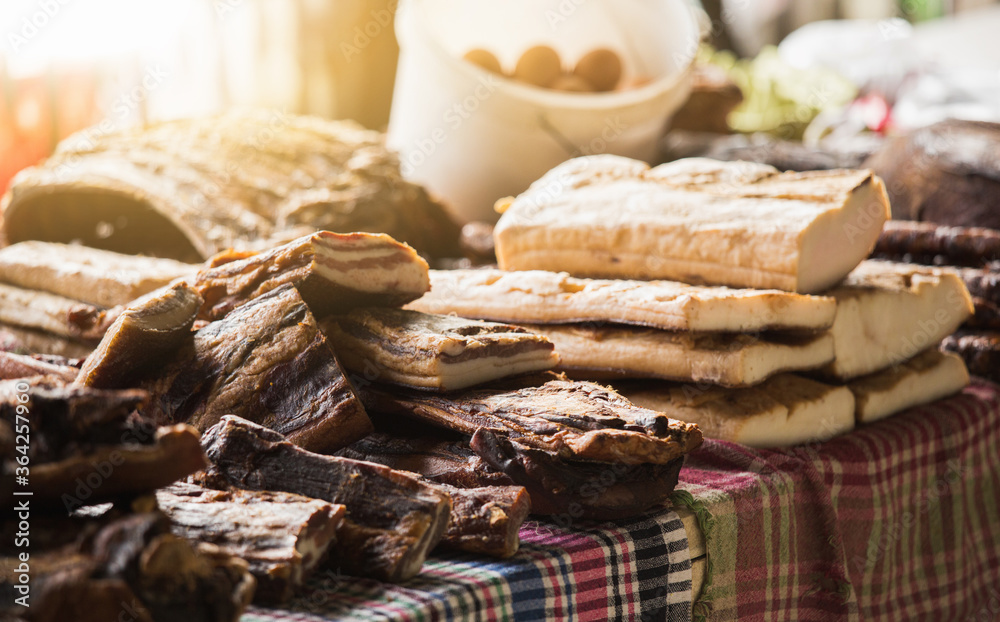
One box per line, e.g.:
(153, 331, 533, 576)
(387, 0, 700, 223)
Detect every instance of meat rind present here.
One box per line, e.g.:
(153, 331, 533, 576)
(0, 241, 197, 307)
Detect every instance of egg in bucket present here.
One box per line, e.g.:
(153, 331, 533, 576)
(387, 0, 700, 223)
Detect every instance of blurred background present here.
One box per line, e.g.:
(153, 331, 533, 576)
(1, 0, 999, 195)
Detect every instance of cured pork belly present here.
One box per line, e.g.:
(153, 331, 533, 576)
(0, 377, 205, 509)
(847, 349, 969, 424)
(192, 231, 430, 321)
(410, 269, 836, 333)
(1, 111, 461, 262)
(323, 308, 557, 391)
(493, 156, 890, 293)
(0, 511, 255, 622)
(523, 324, 833, 387)
(821, 261, 973, 380)
(340, 433, 530, 557)
(621, 374, 856, 449)
(76, 283, 202, 389)
(0, 283, 117, 341)
(0, 241, 197, 307)
(140, 284, 371, 453)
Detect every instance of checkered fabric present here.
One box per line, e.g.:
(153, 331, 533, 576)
(243, 510, 692, 622)
(676, 379, 1000, 621)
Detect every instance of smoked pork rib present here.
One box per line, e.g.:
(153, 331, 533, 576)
(156, 483, 345, 604)
(322, 308, 558, 391)
(359, 374, 703, 466)
(340, 434, 530, 558)
(76, 282, 202, 389)
(199, 416, 451, 582)
(141, 284, 371, 453)
(192, 231, 430, 321)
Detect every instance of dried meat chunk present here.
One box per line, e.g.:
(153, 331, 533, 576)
(199, 416, 450, 582)
(141, 284, 371, 453)
(76, 283, 202, 389)
(156, 482, 344, 603)
(359, 373, 703, 466)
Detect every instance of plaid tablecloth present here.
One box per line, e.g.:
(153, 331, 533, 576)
(676, 379, 1000, 621)
(246, 379, 1000, 622)
(243, 510, 693, 622)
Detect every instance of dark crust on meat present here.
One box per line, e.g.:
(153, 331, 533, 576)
(329, 308, 551, 364)
(471, 429, 685, 520)
(338, 432, 516, 488)
(76, 283, 202, 389)
(435, 483, 530, 558)
(338, 433, 530, 557)
(0, 511, 255, 622)
(357, 373, 702, 465)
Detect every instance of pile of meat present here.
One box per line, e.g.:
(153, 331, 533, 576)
(1, 231, 702, 620)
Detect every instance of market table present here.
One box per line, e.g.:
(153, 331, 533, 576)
(247, 379, 1000, 622)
